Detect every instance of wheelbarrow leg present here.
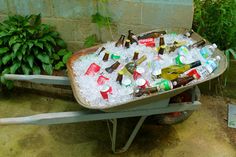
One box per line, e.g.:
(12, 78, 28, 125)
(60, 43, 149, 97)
(107, 116, 147, 153)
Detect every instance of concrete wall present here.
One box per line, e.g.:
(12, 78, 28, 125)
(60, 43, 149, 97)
(0, 0, 193, 52)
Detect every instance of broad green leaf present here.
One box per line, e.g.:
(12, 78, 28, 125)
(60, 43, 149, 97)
(13, 43, 21, 54)
(53, 53, 60, 60)
(57, 49, 67, 56)
(45, 43, 53, 55)
(5, 80, 14, 89)
(22, 64, 31, 75)
(0, 76, 6, 84)
(32, 66, 41, 74)
(0, 31, 9, 38)
(50, 31, 59, 38)
(27, 55, 34, 68)
(27, 41, 34, 49)
(56, 39, 67, 48)
(36, 53, 50, 64)
(2, 67, 10, 74)
(55, 61, 64, 70)
(17, 51, 22, 61)
(34, 41, 43, 49)
(42, 35, 56, 45)
(0, 47, 9, 55)
(0, 39, 2, 45)
(9, 35, 20, 46)
(21, 44, 27, 55)
(2, 54, 12, 64)
(42, 63, 53, 75)
(62, 51, 72, 64)
(10, 62, 21, 74)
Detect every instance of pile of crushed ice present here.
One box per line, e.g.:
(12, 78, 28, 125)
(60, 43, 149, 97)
(72, 33, 208, 108)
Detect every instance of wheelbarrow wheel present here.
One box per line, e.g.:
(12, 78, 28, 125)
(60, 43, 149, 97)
(150, 86, 200, 125)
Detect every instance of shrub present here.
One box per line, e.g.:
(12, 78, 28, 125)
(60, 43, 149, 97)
(193, 0, 236, 50)
(0, 14, 72, 88)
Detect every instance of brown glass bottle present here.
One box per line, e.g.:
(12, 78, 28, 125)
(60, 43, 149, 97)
(184, 29, 194, 38)
(171, 76, 195, 88)
(97, 47, 105, 56)
(132, 51, 139, 61)
(190, 39, 206, 49)
(137, 30, 166, 40)
(115, 34, 125, 47)
(102, 52, 109, 62)
(128, 30, 138, 44)
(105, 61, 120, 73)
(159, 35, 165, 46)
(124, 39, 130, 48)
(134, 87, 159, 97)
(116, 71, 123, 84)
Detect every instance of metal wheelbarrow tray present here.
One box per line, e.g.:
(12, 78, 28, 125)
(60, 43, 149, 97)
(67, 28, 227, 112)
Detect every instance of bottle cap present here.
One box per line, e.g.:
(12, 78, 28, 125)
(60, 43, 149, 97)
(212, 43, 217, 49)
(136, 67, 145, 74)
(122, 78, 132, 87)
(135, 78, 146, 86)
(215, 55, 221, 61)
(101, 85, 110, 92)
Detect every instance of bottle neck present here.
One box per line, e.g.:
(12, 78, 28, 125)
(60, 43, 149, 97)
(191, 39, 206, 48)
(136, 55, 147, 65)
(190, 60, 201, 68)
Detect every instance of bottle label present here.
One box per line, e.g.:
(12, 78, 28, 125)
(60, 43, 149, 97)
(200, 48, 210, 59)
(155, 80, 172, 91)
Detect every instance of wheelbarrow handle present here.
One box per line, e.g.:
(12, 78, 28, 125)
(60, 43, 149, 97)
(3, 74, 70, 86)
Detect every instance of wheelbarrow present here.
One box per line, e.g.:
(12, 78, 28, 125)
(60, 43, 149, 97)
(0, 28, 227, 153)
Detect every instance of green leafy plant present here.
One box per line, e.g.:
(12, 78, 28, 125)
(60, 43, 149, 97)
(83, 0, 114, 47)
(0, 14, 72, 88)
(193, 0, 236, 50)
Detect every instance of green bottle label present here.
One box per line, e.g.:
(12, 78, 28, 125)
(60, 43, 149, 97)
(111, 53, 120, 60)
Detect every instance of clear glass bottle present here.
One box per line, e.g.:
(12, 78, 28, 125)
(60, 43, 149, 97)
(124, 55, 147, 74)
(161, 60, 201, 80)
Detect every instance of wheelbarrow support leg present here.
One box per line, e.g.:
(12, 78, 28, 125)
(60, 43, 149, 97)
(107, 116, 147, 153)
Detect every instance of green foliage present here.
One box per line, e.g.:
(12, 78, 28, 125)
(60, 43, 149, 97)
(91, 12, 112, 28)
(84, 34, 98, 48)
(0, 14, 72, 88)
(193, 0, 236, 50)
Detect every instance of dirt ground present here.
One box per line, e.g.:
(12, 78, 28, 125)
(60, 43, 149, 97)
(0, 91, 236, 157)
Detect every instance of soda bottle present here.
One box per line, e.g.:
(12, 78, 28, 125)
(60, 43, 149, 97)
(124, 39, 130, 48)
(102, 52, 109, 62)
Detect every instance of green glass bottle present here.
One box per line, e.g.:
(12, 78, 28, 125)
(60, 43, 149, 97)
(161, 60, 201, 80)
(123, 55, 147, 74)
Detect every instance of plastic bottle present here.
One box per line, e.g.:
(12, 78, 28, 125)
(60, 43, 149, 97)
(200, 44, 217, 59)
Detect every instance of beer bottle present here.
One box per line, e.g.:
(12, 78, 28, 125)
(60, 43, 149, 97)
(97, 47, 105, 56)
(115, 34, 125, 47)
(189, 39, 206, 49)
(137, 30, 166, 40)
(133, 87, 158, 97)
(128, 30, 138, 44)
(105, 61, 120, 73)
(184, 29, 194, 38)
(116, 70, 123, 84)
(132, 51, 139, 61)
(124, 39, 130, 48)
(171, 76, 195, 88)
(102, 52, 109, 62)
